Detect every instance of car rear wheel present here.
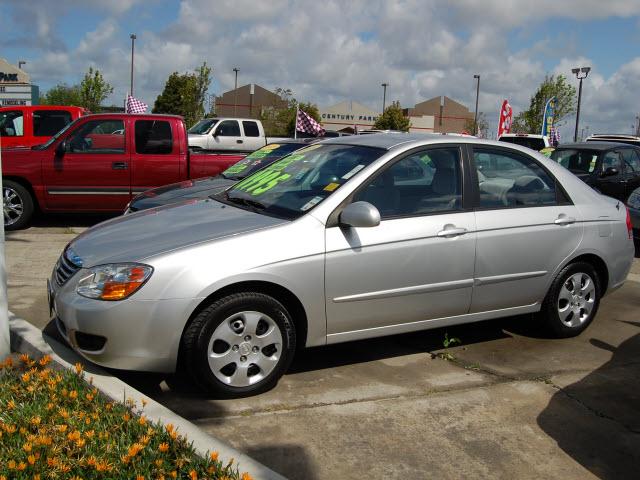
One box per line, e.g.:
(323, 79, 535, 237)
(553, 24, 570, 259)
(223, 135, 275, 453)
(3, 180, 34, 231)
(181, 292, 296, 397)
(540, 261, 601, 337)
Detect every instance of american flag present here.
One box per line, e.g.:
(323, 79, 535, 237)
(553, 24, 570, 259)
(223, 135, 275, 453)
(296, 109, 325, 136)
(126, 94, 148, 114)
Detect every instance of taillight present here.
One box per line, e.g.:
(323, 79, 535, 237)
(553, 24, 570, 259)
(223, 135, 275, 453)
(626, 206, 633, 240)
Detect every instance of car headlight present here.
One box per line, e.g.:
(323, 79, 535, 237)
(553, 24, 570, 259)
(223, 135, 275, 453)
(627, 192, 640, 209)
(77, 264, 153, 301)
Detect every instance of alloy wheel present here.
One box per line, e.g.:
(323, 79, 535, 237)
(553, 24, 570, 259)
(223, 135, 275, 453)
(557, 272, 596, 328)
(3, 185, 24, 227)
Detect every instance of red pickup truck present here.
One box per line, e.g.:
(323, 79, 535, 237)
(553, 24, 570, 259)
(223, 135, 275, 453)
(0, 105, 88, 149)
(2, 113, 245, 230)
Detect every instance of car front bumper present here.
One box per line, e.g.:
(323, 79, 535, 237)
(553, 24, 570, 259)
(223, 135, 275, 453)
(49, 269, 199, 373)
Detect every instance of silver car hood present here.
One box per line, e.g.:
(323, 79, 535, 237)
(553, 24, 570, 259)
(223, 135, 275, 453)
(69, 199, 287, 266)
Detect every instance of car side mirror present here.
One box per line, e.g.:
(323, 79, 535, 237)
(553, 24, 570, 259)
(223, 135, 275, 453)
(55, 140, 67, 156)
(602, 166, 619, 177)
(339, 201, 381, 228)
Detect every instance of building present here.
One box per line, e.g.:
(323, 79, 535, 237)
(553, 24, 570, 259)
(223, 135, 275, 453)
(320, 101, 380, 132)
(214, 84, 288, 118)
(405, 96, 473, 133)
(0, 58, 38, 107)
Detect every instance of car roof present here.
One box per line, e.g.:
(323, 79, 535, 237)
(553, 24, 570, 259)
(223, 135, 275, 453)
(319, 133, 439, 150)
(555, 142, 637, 151)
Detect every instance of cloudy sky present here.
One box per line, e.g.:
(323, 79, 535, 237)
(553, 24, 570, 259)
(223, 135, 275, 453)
(2, 0, 640, 138)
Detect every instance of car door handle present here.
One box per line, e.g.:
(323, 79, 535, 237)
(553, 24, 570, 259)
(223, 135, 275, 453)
(112, 162, 128, 170)
(554, 216, 576, 225)
(236, 139, 243, 144)
(437, 227, 467, 238)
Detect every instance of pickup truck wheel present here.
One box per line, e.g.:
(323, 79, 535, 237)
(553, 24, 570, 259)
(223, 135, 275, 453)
(539, 262, 601, 338)
(181, 292, 296, 397)
(3, 180, 34, 231)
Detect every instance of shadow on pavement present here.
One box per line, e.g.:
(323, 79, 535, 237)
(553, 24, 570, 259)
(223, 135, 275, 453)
(245, 445, 319, 480)
(537, 321, 640, 479)
(31, 212, 118, 228)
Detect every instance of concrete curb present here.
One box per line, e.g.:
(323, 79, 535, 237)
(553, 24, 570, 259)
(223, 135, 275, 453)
(8, 312, 287, 480)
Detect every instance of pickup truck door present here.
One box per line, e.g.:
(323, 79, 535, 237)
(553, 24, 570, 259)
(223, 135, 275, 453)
(209, 120, 242, 152)
(131, 118, 184, 195)
(43, 118, 131, 210)
(241, 120, 265, 152)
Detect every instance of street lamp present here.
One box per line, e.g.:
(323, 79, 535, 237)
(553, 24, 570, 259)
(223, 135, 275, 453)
(572, 66, 590, 142)
(473, 74, 480, 135)
(381, 83, 389, 112)
(233, 68, 239, 116)
(17, 61, 26, 70)
(636, 115, 640, 136)
(129, 34, 137, 97)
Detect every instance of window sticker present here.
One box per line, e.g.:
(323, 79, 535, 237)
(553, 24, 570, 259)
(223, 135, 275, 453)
(300, 196, 323, 211)
(323, 182, 340, 192)
(224, 163, 249, 175)
(342, 164, 365, 179)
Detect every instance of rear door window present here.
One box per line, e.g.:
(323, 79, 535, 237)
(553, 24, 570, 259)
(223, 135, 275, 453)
(242, 121, 260, 137)
(0, 110, 24, 136)
(620, 149, 640, 173)
(216, 120, 241, 137)
(33, 110, 73, 136)
(135, 120, 173, 154)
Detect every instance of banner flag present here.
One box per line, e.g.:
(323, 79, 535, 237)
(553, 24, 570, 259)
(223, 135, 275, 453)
(497, 99, 513, 138)
(541, 97, 556, 137)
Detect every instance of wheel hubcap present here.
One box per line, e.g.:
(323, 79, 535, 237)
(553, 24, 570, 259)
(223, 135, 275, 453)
(207, 311, 283, 387)
(557, 272, 596, 328)
(3, 186, 24, 226)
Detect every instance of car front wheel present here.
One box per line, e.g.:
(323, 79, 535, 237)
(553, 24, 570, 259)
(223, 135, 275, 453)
(181, 292, 296, 397)
(3, 180, 34, 231)
(540, 261, 601, 337)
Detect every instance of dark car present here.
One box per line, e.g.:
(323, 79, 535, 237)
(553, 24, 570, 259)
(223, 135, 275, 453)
(549, 142, 640, 202)
(627, 187, 640, 242)
(125, 138, 322, 213)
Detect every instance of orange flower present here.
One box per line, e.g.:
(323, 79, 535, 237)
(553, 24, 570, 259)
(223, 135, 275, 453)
(87, 456, 97, 466)
(7, 460, 16, 469)
(69, 390, 78, 400)
(170, 472, 177, 479)
(165, 423, 175, 434)
(210, 451, 219, 461)
(241, 473, 253, 480)
(128, 442, 144, 457)
(7, 400, 15, 410)
(123, 413, 131, 422)
(155, 459, 164, 467)
(85, 430, 95, 439)
(21, 372, 31, 382)
(20, 353, 31, 364)
(138, 415, 147, 426)
(136, 476, 145, 480)
(85, 392, 94, 401)
(30, 416, 41, 426)
(140, 434, 150, 445)
(27, 455, 36, 465)
(38, 355, 52, 366)
(189, 471, 197, 480)
(23, 442, 32, 452)
(17, 462, 27, 471)
(74, 362, 84, 375)
(158, 442, 170, 453)
(75, 438, 86, 448)
(3, 356, 14, 367)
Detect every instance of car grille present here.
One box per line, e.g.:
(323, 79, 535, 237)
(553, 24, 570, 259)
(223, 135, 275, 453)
(55, 250, 81, 286)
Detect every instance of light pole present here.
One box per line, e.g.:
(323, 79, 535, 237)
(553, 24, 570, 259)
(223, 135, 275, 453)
(17, 61, 26, 70)
(473, 74, 480, 135)
(381, 83, 388, 112)
(129, 34, 137, 97)
(233, 68, 239, 116)
(636, 115, 640, 137)
(572, 66, 590, 142)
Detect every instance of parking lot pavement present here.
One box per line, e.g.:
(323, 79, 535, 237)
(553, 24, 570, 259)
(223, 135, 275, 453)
(6, 220, 640, 479)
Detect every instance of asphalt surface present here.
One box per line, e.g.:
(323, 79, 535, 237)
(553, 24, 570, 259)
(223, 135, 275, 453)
(6, 213, 640, 480)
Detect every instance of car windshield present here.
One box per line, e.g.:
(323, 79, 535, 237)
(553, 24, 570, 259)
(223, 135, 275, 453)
(550, 149, 599, 174)
(188, 119, 218, 135)
(218, 144, 385, 220)
(222, 143, 309, 180)
(32, 117, 83, 150)
(499, 136, 546, 151)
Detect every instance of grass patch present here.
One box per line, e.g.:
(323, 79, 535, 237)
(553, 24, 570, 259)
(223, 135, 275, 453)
(0, 354, 252, 480)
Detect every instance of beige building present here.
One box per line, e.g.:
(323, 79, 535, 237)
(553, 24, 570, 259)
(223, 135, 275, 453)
(320, 101, 380, 131)
(0, 58, 36, 107)
(405, 96, 473, 133)
(214, 84, 288, 119)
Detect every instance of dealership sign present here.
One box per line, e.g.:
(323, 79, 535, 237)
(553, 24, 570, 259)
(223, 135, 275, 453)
(0, 72, 19, 82)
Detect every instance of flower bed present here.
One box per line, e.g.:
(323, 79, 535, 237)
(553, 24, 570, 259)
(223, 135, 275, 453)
(0, 354, 252, 480)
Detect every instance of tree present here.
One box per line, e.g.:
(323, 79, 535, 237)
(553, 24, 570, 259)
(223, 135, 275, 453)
(41, 84, 82, 106)
(79, 67, 114, 112)
(258, 88, 321, 136)
(374, 101, 410, 131)
(153, 63, 211, 128)
(511, 75, 576, 134)
(463, 112, 489, 137)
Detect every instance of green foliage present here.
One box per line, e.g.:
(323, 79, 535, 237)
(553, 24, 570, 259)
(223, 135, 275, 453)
(259, 88, 321, 137)
(79, 67, 114, 113)
(511, 75, 576, 134)
(41, 84, 82, 106)
(443, 332, 461, 349)
(374, 101, 410, 132)
(153, 62, 212, 128)
(464, 112, 489, 137)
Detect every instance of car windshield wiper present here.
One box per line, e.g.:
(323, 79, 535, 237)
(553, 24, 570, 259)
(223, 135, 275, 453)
(223, 193, 267, 212)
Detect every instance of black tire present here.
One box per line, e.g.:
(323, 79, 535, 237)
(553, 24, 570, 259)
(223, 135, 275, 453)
(3, 179, 34, 231)
(181, 292, 296, 397)
(539, 261, 601, 338)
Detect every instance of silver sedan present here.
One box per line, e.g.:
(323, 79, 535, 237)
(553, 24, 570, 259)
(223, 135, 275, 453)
(49, 134, 635, 397)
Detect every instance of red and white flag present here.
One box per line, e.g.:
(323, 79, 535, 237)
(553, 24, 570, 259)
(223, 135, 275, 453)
(126, 94, 148, 114)
(497, 99, 513, 138)
(296, 109, 325, 136)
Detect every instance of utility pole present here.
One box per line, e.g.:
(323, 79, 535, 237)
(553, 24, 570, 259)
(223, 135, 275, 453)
(381, 83, 388, 112)
(233, 68, 239, 116)
(572, 66, 590, 142)
(129, 34, 137, 97)
(473, 74, 480, 135)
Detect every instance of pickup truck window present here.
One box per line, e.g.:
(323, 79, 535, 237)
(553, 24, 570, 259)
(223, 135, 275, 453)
(135, 120, 173, 154)
(34, 110, 72, 137)
(68, 119, 125, 154)
(189, 118, 218, 134)
(217, 120, 240, 137)
(242, 121, 260, 137)
(0, 110, 24, 136)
